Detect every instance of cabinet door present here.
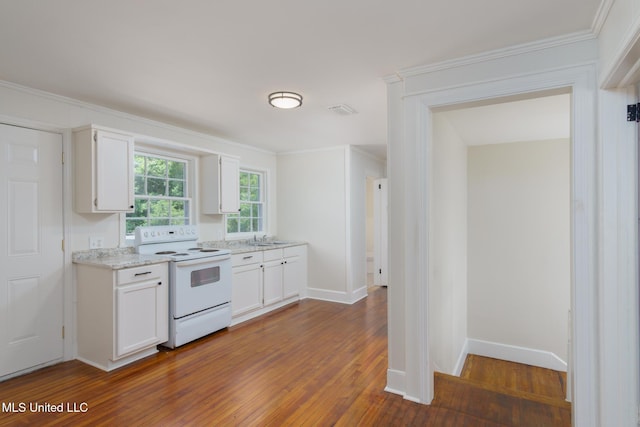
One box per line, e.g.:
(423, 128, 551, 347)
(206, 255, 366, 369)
(232, 263, 263, 316)
(95, 130, 134, 211)
(115, 279, 166, 358)
(262, 259, 283, 306)
(283, 246, 307, 299)
(283, 256, 303, 299)
(219, 156, 239, 213)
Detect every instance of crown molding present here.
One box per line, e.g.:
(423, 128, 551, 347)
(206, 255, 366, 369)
(397, 30, 596, 79)
(277, 144, 348, 157)
(382, 73, 403, 84)
(591, 0, 615, 36)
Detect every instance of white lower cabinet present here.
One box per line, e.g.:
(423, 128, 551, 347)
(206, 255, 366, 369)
(115, 278, 167, 357)
(76, 262, 168, 371)
(231, 244, 307, 324)
(231, 252, 263, 316)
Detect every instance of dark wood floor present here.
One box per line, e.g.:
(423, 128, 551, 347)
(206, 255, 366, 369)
(432, 355, 571, 426)
(0, 287, 570, 426)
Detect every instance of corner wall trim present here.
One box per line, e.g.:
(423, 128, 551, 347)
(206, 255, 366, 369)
(453, 339, 470, 376)
(385, 368, 407, 397)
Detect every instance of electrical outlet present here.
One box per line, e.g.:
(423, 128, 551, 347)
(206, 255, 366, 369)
(89, 236, 104, 249)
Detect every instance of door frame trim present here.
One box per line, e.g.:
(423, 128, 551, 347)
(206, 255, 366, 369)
(401, 63, 598, 425)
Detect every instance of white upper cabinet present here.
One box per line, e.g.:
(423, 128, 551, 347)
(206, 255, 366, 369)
(74, 126, 134, 213)
(201, 154, 240, 214)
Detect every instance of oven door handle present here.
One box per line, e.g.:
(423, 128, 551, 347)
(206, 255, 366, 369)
(174, 254, 231, 267)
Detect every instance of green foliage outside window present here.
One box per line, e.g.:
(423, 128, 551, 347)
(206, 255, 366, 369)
(227, 170, 264, 234)
(126, 154, 190, 235)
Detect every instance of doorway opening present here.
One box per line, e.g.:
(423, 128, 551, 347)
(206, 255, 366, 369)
(428, 91, 572, 400)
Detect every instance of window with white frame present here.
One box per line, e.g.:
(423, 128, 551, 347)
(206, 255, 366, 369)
(125, 152, 192, 236)
(226, 169, 265, 235)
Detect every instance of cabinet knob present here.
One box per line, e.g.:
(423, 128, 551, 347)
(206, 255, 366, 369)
(130, 205, 134, 209)
(157, 282, 162, 286)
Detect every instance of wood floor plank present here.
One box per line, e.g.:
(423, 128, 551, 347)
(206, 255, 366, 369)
(432, 372, 571, 426)
(0, 287, 571, 426)
(460, 354, 567, 400)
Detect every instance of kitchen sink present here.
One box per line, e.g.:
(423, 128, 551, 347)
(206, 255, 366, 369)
(253, 241, 290, 246)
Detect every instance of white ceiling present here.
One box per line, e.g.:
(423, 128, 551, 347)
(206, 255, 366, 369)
(0, 1, 601, 157)
(440, 93, 571, 146)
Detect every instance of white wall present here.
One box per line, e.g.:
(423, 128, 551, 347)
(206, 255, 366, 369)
(0, 81, 278, 252)
(467, 139, 570, 361)
(429, 113, 468, 375)
(277, 146, 384, 303)
(277, 147, 348, 299)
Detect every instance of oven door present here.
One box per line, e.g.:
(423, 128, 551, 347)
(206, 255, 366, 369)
(171, 255, 232, 319)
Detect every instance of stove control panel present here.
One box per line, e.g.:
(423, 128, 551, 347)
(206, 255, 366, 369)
(134, 225, 199, 246)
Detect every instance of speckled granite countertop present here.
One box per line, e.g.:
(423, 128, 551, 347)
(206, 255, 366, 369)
(72, 247, 170, 270)
(72, 240, 306, 269)
(200, 240, 307, 255)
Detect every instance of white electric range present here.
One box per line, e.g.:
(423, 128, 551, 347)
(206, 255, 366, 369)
(134, 225, 232, 348)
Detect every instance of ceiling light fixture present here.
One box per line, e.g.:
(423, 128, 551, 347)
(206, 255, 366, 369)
(268, 91, 303, 109)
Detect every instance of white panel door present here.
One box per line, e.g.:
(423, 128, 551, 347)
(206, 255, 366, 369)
(0, 124, 64, 378)
(374, 178, 388, 286)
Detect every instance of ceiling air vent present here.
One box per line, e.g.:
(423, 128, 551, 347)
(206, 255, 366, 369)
(328, 104, 357, 116)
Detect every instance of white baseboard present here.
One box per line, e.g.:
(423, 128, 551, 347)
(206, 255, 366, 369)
(351, 286, 368, 303)
(463, 338, 567, 372)
(385, 368, 406, 397)
(306, 287, 368, 304)
(230, 297, 299, 327)
(77, 346, 158, 372)
(306, 287, 350, 304)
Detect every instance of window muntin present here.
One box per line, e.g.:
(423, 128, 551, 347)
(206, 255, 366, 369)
(125, 153, 191, 235)
(226, 170, 265, 235)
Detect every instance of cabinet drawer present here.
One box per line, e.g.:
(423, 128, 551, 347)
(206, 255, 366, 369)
(117, 263, 167, 285)
(284, 245, 306, 258)
(232, 251, 263, 267)
(262, 248, 283, 262)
